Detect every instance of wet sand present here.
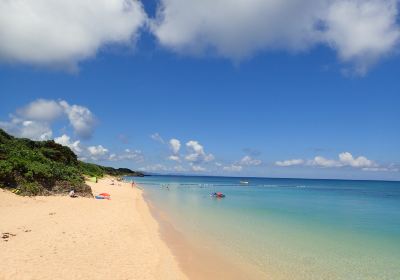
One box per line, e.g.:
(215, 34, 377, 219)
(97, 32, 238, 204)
(143, 193, 268, 280)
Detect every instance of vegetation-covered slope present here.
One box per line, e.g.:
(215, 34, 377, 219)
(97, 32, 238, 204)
(0, 129, 144, 196)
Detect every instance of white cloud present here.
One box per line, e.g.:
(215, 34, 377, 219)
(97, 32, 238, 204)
(152, 0, 400, 72)
(0, 117, 52, 140)
(190, 163, 206, 172)
(240, 155, 262, 166)
(275, 159, 305, 167)
(223, 164, 243, 172)
(362, 163, 399, 172)
(169, 138, 181, 154)
(139, 164, 169, 172)
(54, 134, 144, 162)
(168, 155, 180, 161)
(323, 0, 400, 74)
(16, 99, 64, 121)
(59, 101, 95, 139)
(139, 163, 185, 173)
(109, 148, 144, 162)
(308, 156, 343, 168)
(338, 152, 375, 168)
(150, 132, 165, 143)
(0, 0, 147, 68)
(54, 134, 82, 154)
(87, 145, 109, 160)
(185, 140, 214, 163)
(306, 152, 376, 168)
(362, 167, 397, 172)
(173, 165, 187, 172)
(276, 152, 378, 169)
(0, 99, 96, 140)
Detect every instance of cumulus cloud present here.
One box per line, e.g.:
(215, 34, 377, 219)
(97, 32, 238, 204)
(0, 117, 52, 140)
(223, 164, 243, 172)
(54, 134, 83, 155)
(240, 155, 262, 166)
(362, 165, 399, 172)
(54, 134, 144, 163)
(169, 138, 181, 154)
(168, 155, 180, 161)
(276, 152, 380, 169)
(152, 0, 400, 72)
(139, 164, 169, 172)
(0, 0, 147, 68)
(323, 0, 399, 74)
(185, 140, 214, 163)
(59, 101, 96, 139)
(150, 132, 165, 143)
(338, 152, 375, 168)
(109, 148, 144, 162)
(16, 99, 64, 121)
(0, 99, 96, 140)
(308, 156, 344, 168)
(87, 145, 109, 160)
(173, 165, 187, 172)
(275, 159, 305, 167)
(309, 152, 376, 168)
(190, 163, 206, 172)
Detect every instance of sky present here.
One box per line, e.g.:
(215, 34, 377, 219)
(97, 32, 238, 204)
(1, 0, 400, 180)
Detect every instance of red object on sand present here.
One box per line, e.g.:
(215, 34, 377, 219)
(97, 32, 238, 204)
(99, 193, 110, 197)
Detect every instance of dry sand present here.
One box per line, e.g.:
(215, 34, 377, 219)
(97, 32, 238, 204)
(0, 177, 187, 280)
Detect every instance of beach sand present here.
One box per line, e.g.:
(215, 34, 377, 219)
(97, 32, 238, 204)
(0, 177, 186, 280)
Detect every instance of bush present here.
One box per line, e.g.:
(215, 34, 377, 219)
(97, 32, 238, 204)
(18, 182, 42, 196)
(0, 128, 144, 196)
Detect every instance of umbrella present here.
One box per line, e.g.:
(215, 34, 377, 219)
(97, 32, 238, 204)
(99, 193, 110, 197)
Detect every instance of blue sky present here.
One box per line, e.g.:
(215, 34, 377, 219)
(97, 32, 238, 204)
(1, 0, 400, 180)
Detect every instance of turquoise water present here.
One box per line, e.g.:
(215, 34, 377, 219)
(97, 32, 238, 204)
(131, 175, 400, 279)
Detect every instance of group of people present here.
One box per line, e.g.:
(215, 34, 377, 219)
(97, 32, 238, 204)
(68, 179, 136, 198)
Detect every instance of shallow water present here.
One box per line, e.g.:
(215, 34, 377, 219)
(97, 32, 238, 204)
(130, 175, 400, 280)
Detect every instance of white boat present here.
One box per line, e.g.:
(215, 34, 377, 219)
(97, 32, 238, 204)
(240, 181, 249, 184)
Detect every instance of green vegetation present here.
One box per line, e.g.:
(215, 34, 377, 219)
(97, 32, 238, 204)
(0, 129, 144, 196)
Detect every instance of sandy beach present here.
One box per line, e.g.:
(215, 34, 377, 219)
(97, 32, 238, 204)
(0, 177, 186, 280)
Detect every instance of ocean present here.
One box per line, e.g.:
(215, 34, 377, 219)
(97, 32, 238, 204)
(129, 175, 400, 279)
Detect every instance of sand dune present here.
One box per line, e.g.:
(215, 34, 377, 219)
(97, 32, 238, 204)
(0, 177, 186, 280)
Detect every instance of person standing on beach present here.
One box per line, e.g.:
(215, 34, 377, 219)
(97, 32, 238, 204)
(131, 181, 135, 188)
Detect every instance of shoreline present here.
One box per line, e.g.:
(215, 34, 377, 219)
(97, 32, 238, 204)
(142, 189, 268, 280)
(0, 177, 186, 280)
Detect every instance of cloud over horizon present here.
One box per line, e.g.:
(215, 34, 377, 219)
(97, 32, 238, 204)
(275, 152, 398, 172)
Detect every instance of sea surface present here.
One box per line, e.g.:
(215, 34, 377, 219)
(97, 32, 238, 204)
(129, 175, 400, 280)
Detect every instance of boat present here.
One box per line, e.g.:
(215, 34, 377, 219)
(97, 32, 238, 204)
(240, 181, 249, 184)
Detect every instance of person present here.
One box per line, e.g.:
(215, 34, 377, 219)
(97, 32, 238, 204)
(69, 189, 77, 198)
(131, 181, 135, 188)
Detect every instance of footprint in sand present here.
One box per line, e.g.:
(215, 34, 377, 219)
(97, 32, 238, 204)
(1, 232, 16, 241)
